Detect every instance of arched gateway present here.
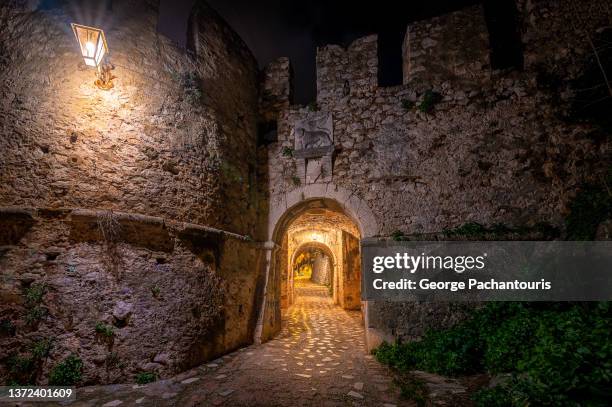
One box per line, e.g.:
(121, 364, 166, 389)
(255, 183, 384, 349)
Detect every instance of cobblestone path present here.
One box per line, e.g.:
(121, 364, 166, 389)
(31, 281, 408, 407)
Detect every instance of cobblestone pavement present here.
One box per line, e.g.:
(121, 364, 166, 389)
(28, 281, 409, 407)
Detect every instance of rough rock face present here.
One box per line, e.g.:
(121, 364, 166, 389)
(0, 0, 265, 385)
(262, 1, 610, 341)
(0, 0, 260, 234)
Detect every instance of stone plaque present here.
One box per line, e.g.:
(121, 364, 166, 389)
(293, 112, 333, 156)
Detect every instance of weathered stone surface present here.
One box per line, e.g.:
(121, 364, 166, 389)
(0, 0, 266, 386)
(112, 301, 133, 323)
(263, 0, 610, 344)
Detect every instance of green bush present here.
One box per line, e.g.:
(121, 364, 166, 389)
(374, 302, 612, 406)
(417, 90, 442, 113)
(7, 355, 36, 385)
(31, 339, 52, 360)
(391, 230, 408, 241)
(25, 306, 46, 325)
(95, 322, 115, 338)
(48, 355, 83, 386)
(24, 284, 45, 306)
(473, 385, 514, 407)
(135, 372, 157, 384)
(281, 146, 294, 157)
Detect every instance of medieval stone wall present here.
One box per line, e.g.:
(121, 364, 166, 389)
(0, 0, 264, 385)
(263, 1, 610, 341)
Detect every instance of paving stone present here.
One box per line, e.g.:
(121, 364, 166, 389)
(45, 281, 404, 406)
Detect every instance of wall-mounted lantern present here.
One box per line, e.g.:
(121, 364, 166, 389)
(71, 23, 115, 90)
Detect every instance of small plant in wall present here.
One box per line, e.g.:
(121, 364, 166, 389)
(30, 338, 53, 361)
(95, 322, 115, 348)
(48, 355, 83, 386)
(281, 146, 294, 157)
(150, 285, 161, 299)
(291, 175, 302, 186)
(135, 372, 157, 384)
(417, 89, 442, 113)
(391, 230, 409, 241)
(23, 283, 47, 326)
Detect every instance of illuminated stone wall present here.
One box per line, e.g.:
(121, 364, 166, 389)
(262, 0, 611, 344)
(0, 0, 265, 385)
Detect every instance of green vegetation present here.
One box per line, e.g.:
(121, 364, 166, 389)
(31, 338, 52, 360)
(6, 338, 54, 385)
(151, 285, 161, 298)
(417, 90, 442, 113)
(24, 284, 45, 305)
(291, 175, 301, 186)
(391, 230, 409, 241)
(6, 355, 36, 385)
(373, 302, 611, 406)
(48, 355, 83, 386)
(443, 222, 560, 239)
(565, 173, 612, 240)
(281, 146, 294, 157)
(25, 306, 46, 325)
(23, 284, 47, 326)
(135, 372, 157, 384)
(394, 373, 427, 406)
(95, 322, 115, 338)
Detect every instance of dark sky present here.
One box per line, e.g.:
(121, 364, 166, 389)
(48, 0, 484, 103)
(207, 0, 480, 103)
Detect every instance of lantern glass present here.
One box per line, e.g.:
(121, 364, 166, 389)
(71, 23, 108, 68)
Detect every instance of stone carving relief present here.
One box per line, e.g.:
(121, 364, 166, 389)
(292, 112, 334, 184)
(293, 112, 334, 156)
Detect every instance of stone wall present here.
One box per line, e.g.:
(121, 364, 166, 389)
(262, 0, 611, 343)
(0, 208, 266, 384)
(403, 5, 490, 85)
(311, 254, 331, 286)
(0, 0, 265, 385)
(0, 0, 260, 236)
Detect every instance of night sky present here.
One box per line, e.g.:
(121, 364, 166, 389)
(207, 0, 480, 103)
(42, 0, 490, 103)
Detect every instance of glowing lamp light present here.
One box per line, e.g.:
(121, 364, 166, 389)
(71, 23, 114, 89)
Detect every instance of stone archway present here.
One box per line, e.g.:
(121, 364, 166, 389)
(291, 241, 336, 289)
(255, 182, 382, 349)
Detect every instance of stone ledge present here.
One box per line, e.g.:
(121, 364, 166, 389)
(0, 207, 255, 252)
